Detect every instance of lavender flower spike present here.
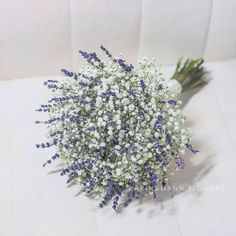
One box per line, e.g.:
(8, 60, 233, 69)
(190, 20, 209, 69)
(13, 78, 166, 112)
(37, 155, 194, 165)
(100, 45, 112, 58)
(79, 50, 101, 63)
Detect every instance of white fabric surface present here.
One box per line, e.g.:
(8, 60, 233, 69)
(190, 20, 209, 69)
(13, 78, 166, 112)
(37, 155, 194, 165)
(0, 0, 72, 79)
(204, 0, 236, 60)
(1, 0, 236, 79)
(137, 0, 212, 63)
(0, 59, 236, 235)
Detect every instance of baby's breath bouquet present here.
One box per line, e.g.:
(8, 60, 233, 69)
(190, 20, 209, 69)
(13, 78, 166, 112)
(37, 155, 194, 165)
(36, 46, 203, 211)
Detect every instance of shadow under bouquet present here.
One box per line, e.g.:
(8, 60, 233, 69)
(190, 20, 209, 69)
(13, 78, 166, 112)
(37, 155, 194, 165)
(36, 46, 208, 211)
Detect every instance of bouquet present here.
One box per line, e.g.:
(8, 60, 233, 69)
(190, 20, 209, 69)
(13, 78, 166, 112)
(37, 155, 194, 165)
(36, 46, 207, 211)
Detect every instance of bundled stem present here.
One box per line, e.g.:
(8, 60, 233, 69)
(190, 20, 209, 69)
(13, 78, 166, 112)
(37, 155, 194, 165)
(171, 58, 208, 93)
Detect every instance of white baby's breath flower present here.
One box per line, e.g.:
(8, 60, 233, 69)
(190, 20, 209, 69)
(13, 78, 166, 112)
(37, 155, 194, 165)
(115, 145, 121, 150)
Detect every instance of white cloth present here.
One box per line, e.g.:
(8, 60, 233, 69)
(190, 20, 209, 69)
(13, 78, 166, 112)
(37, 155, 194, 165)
(0, 59, 236, 236)
(166, 79, 182, 95)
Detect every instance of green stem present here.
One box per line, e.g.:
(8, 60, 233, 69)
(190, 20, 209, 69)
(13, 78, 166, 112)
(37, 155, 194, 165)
(170, 58, 208, 93)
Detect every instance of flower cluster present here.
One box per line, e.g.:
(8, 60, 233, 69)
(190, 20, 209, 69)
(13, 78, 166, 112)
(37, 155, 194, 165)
(36, 46, 198, 211)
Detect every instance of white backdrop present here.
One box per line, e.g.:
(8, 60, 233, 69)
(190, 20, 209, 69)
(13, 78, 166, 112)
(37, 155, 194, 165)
(0, 0, 236, 79)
